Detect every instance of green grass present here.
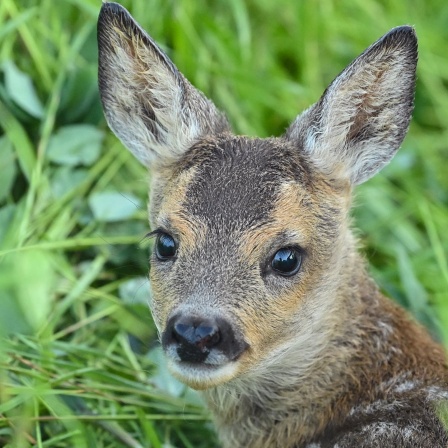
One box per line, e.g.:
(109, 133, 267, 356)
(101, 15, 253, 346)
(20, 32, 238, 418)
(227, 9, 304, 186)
(0, 0, 447, 446)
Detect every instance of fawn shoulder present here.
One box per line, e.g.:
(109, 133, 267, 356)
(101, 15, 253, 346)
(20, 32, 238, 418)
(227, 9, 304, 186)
(97, 3, 448, 447)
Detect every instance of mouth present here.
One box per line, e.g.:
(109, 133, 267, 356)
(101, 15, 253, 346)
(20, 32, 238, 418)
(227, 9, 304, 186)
(166, 357, 241, 390)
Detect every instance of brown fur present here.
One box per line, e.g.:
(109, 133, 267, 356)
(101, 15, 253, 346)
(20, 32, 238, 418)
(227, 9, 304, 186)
(98, 3, 448, 447)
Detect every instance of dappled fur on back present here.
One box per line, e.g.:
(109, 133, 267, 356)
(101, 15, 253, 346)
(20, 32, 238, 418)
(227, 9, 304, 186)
(97, 3, 448, 447)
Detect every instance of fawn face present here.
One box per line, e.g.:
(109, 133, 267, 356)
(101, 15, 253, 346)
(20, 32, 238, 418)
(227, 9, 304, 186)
(146, 136, 350, 388)
(98, 3, 417, 389)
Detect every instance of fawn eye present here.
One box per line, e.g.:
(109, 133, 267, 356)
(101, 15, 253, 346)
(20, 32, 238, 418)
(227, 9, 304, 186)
(271, 248, 302, 276)
(155, 233, 177, 261)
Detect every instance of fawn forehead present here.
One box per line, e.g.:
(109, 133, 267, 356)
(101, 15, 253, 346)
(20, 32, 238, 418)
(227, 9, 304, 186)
(172, 136, 314, 232)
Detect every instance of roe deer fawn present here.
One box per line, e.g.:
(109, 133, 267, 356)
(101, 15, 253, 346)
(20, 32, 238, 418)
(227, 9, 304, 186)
(97, 3, 448, 447)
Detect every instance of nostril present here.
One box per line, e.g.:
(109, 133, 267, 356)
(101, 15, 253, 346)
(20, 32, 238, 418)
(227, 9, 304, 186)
(195, 325, 220, 349)
(172, 323, 194, 344)
(172, 320, 221, 350)
(162, 314, 247, 364)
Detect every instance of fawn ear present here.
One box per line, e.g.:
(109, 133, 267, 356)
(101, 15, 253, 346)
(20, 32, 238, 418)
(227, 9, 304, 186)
(285, 26, 417, 185)
(97, 2, 229, 167)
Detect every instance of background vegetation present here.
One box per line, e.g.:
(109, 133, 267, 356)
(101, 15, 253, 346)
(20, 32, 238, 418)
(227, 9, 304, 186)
(1, 0, 447, 446)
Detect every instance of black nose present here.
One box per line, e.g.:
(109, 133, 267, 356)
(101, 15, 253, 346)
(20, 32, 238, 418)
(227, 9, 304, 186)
(173, 319, 221, 350)
(162, 315, 247, 363)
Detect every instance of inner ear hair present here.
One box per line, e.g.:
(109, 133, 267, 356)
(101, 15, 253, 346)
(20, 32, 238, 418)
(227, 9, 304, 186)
(285, 26, 417, 185)
(97, 2, 229, 168)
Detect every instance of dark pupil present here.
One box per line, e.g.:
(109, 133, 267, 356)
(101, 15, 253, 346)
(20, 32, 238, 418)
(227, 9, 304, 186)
(272, 249, 300, 274)
(156, 233, 176, 259)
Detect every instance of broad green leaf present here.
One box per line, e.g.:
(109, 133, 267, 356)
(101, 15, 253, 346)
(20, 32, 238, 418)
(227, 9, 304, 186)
(0, 292, 32, 336)
(119, 277, 151, 305)
(88, 191, 141, 222)
(14, 250, 56, 332)
(2, 60, 44, 118)
(147, 347, 187, 398)
(50, 166, 89, 198)
(46, 124, 104, 166)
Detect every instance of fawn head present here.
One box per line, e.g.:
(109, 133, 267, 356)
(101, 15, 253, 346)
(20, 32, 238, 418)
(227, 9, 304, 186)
(98, 3, 417, 390)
